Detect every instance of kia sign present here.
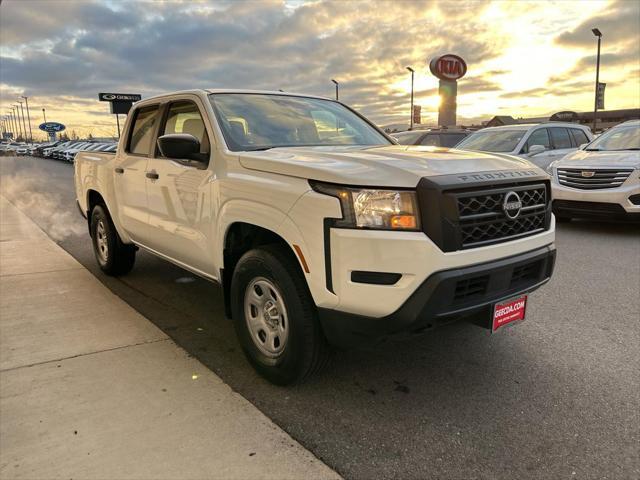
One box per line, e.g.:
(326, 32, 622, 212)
(38, 122, 66, 133)
(98, 93, 142, 102)
(429, 54, 467, 81)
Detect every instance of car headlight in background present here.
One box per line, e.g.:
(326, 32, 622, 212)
(546, 160, 560, 175)
(310, 181, 420, 231)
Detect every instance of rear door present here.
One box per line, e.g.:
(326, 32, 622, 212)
(143, 97, 217, 275)
(113, 104, 160, 242)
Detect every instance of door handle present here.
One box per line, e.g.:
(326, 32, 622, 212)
(114, 167, 124, 174)
(145, 171, 159, 180)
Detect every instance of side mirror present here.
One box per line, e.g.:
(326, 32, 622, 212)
(527, 144, 546, 156)
(157, 133, 201, 160)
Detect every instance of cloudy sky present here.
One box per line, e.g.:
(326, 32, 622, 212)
(1, 0, 639, 139)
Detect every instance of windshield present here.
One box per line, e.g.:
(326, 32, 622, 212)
(456, 129, 526, 153)
(586, 124, 639, 151)
(209, 93, 390, 151)
(394, 132, 424, 145)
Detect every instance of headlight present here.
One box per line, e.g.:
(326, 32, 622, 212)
(310, 181, 420, 231)
(546, 160, 559, 175)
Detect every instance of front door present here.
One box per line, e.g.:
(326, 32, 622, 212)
(143, 98, 217, 276)
(113, 104, 160, 242)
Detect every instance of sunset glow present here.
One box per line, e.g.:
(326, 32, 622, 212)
(1, 0, 638, 138)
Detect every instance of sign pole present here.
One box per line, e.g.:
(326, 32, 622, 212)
(116, 114, 121, 138)
(407, 67, 415, 130)
(429, 54, 467, 128)
(592, 29, 602, 133)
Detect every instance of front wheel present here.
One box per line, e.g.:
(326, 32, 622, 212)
(90, 205, 136, 276)
(230, 244, 331, 385)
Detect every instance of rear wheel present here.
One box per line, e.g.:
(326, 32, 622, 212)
(90, 205, 136, 276)
(230, 244, 331, 385)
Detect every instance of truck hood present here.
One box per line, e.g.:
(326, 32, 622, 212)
(555, 149, 640, 169)
(238, 145, 540, 187)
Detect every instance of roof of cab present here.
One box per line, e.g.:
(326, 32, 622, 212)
(136, 88, 333, 105)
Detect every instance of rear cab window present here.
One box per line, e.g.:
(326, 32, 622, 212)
(440, 133, 467, 148)
(419, 134, 440, 146)
(127, 105, 160, 155)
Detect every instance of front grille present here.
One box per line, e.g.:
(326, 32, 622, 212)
(455, 184, 548, 249)
(416, 171, 552, 252)
(557, 168, 633, 190)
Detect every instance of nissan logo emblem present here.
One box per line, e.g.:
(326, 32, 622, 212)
(503, 191, 522, 220)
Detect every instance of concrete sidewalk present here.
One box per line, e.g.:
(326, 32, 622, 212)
(0, 194, 339, 480)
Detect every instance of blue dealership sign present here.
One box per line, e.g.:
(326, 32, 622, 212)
(39, 122, 66, 133)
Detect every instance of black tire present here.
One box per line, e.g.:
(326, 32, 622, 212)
(90, 204, 136, 276)
(230, 244, 331, 385)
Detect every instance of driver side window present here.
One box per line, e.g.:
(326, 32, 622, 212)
(161, 101, 210, 163)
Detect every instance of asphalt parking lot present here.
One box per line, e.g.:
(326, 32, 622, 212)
(1, 155, 638, 480)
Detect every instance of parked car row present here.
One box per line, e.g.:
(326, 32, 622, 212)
(390, 120, 638, 222)
(40, 140, 117, 162)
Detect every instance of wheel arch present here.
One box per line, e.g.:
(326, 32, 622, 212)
(85, 188, 132, 243)
(221, 221, 307, 319)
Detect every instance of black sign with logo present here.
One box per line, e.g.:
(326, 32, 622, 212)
(98, 93, 141, 115)
(98, 93, 142, 102)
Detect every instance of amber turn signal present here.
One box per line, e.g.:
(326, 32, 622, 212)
(391, 215, 417, 229)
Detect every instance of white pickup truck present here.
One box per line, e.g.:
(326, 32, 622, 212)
(75, 89, 556, 384)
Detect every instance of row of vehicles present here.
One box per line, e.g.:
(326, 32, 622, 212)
(393, 121, 639, 222)
(40, 140, 117, 161)
(0, 139, 117, 161)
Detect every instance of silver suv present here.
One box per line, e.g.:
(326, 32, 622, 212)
(456, 122, 594, 169)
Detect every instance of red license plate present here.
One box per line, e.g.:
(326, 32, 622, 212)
(492, 295, 527, 332)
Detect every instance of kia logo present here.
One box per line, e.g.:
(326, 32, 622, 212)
(102, 94, 117, 100)
(429, 54, 468, 81)
(503, 191, 522, 220)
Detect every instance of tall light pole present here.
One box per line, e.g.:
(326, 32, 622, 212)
(21, 96, 33, 143)
(42, 108, 47, 123)
(406, 66, 415, 130)
(12, 110, 19, 139)
(331, 79, 339, 101)
(6, 112, 13, 138)
(17, 100, 28, 143)
(12, 106, 23, 141)
(592, 28, 602, 133)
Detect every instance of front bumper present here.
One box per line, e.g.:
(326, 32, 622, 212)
(319, 246, 556, 348)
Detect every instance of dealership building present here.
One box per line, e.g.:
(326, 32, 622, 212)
(484, 108, 640, 131)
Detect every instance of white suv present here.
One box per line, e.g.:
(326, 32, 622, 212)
(549, 120, 640, 221)
(457, 123, 594, 170)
